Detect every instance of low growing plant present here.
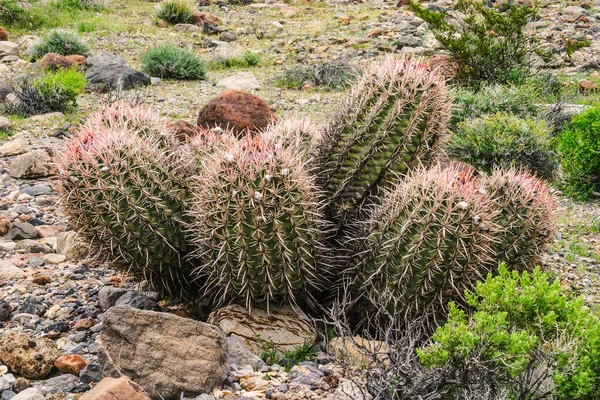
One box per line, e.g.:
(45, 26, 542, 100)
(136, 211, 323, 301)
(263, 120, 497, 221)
(418, 264, 600, 399)
(209, 51, 261, 69)
(29, 29, 89, 59)
(140, 44, 207, 80)
(156, 0, 195, 25)
(555, 103, 600, 200)
(448, 112, 556, 178)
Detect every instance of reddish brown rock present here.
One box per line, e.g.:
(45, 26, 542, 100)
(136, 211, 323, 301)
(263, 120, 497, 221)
(197, 90, 277, 137)
(166, 120, 202, 142)
(0, 215, 11, 236)
(54, 354, 86, 376)
(193, 12, 221, 27)
(579, 79, 598, 91)
(80, 377, 151, 400)
(32, 276, 52, 285)
(0, 26, 7, 41)
(38, 225, 66, 238)
(65, 54, 85, 65)
(75, 316, 95, 331)
(39, 53, 73, 70)
(157, 19, 169, 28)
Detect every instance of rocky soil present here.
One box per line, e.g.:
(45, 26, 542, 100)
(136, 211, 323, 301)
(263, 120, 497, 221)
(0, 0, 600, 399)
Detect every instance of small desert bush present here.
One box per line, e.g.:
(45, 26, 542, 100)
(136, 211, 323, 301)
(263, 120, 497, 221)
(452, 84, 544, 127)
(156, 0, 195, 24)
(140, 44, 206, 80)
(209, 51, 261, 70)
(409, 0, 540, 88)
(1, 68, 86, 117)
(555, 104, 600, 200)
(49, 0, 101, 11)
(0, 0, 44, 29)
(418, 265, 600, 399)
(275, 61, 354, 90)
(448, 112, 555, 178)
(29, 29, 89, 59)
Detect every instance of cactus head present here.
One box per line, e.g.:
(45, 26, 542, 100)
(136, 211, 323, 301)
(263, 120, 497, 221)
(261, 116, 322, 153)
(190, 134, 331, 310)
(484, 168, 557, 273)
(315, 54, 452, 225)
(347, 165, 495, 330)
(56, 121, 199, 299)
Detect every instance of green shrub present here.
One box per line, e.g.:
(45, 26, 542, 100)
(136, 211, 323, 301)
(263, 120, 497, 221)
(77, 21, 97, 33)
(0, 0, 44, 29)
(448, 112, 555, 178)
(29, 29, 89, 59)
(452, 84, 543, 127)
(418, 264, 600, 399)
(209, 51, 262, 70)
(1, 69, 86, 117)
(156, 0, 195, 25)
(140, 44, 206, 80)
(408, 0, 539, 88)
(555, 104, 600, 200)
(275, 60, 353, 90)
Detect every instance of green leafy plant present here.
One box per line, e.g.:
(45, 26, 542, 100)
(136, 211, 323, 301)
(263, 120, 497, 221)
(1, 69, 86, 117)
(418, 264, 600, 399)
(209, 51, 262, 69)
(555, 104, 600, 200)
(29, 29, 89, 59)
(77, 21, 97, 33)
(448, 112, 556, 178)
(140, 44, 207, 80)
(408, 0, 539, 88)
(565, 37, 592, 59)
(452, 84, 544, 127)
(156, 0, 195, 25)
(0, 0, 44, 29)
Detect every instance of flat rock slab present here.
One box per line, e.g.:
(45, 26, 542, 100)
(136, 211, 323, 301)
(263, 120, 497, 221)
(216, 72, 261, 91)
(208, 304, 316, 354)
(98, 306, 228, 400)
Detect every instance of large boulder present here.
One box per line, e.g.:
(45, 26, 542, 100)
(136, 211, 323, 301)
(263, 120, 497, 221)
(9, 149, 55, 179)
(0, 331, 63, 379)
(80, 377, 151, 400)
(208, 304, 317, 354)
(85, 51, 150, 93)
(98, 306, 228, 399)
(0, 41, 18, 58)
(197, 90, 276, 137)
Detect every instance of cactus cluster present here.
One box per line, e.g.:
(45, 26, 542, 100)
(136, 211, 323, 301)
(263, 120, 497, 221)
(56, 124, 198, 299)
(58, 55, 557, 331)
(190, 135, 330, 310)
(315, 54, 452, 225)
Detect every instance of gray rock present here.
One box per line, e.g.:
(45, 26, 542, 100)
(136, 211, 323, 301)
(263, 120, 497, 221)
(0, 117, 10, 131)
(9, 149, 54, 179)
(20, 185, 50, 196)
(193, 396, 215, 400)
(0, 262, 24, 281)
(0, 377, 10, 391)
(17, 240, 52, 254)
(1, 390, 15, 400)
(11, 388, 44, 400)
(7, 222, 39, 240)
(0, 299, 11, 321)
(219, 31, 237, 42)
(32, 374, 78, 394)
(564, 5, 589, 16)
(98, 286, 129, 311)
(0, 42, 18, 58)
(216, 72, 260, 91)
(226, 336, 267, 370)
(79, 363, 103, 384)
(19, 296, 46, 316)
(26, 112, 64, 122)
(85, 51, 150, 93)
(114, 291, 159, 311)
(173, 24, 199, 32)
(98, 306, 228, 399)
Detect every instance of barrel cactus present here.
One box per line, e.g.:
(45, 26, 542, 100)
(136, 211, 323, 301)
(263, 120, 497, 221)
(347, 166, 496, 330)
(483, 168, 557, 273)
(190, 134, 331, 310)
(261, 116, 322, 153)
(314, 55, 452, 225)
(56, 123, 199, 299)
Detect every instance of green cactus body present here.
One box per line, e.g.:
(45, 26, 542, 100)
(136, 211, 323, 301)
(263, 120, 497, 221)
(348, 166, 495, 328)
(57, 127, 198, 298)
(484, 168, 557, 273)
(315, 55, 451, 224)
(191, 135, 330, 310)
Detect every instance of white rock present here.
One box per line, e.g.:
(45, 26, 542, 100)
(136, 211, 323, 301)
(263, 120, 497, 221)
(19, 35, 40, 51)
(0, 242, 16, 251)
(0, 41, 19, 58)
(0, 261, 24, 280)
(43, 253, 66, 265)
(26, 112, 65, 122)
(216, 71, 261, 91)
(17, 193, 33, 202)
(563, 5, 589, 16)
(0, 64, 8, 73)
(0, 137, 29, 157)
(13, 387, 45, 400)
(0, 365, 7, 375)
(0, 117, 10, 131)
